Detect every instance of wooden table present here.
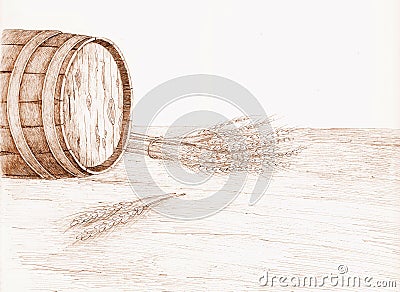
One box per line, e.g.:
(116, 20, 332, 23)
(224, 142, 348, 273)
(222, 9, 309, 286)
(1, 128, 399, 291)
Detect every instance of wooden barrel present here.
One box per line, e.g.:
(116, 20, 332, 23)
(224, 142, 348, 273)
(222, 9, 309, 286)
(0, 29, 133, 179)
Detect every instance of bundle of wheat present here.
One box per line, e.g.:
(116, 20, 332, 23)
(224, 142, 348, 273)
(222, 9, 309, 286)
(127, 116, 305, 175)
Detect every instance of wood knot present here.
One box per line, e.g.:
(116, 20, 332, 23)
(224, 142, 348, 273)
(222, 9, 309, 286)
(86, 94, 92, 110)
(107, 98, 116, 125)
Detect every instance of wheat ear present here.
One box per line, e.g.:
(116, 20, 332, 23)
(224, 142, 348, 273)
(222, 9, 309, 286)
(69, 193, 183, 228)
(74, 193, 185, 241)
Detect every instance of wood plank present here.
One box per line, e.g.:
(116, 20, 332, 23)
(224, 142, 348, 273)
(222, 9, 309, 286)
(65, 44, 86, 166)
(24, 46, 58, 74)
(33, 153, 73, 177)
(55, 125, 68, 151)
(53, 99, 62, 125)
(22, 127, 51, 154)
(54, 75, 65, 101)
(0, 153, 38, 176)
(110, 52, 123, 149)
(83, 45, 92, 167)
(0, 73, 10, 102)
(88, 43, 97, 166)
(19, 102, 43, 127)
(1, 125, 68, 155)
(0, 102, 8, 127)
(1, 29, 42, 45)
(40, 33, 75, 47)
(0, 127, 67, 155)
(109, 53, 117, 150)
(0, 128, 18, 153)
(20, 73, 45, 101)
(0, 45, 23, 71)
(2, 73, 61, 103)
(104, 49, 115, 160)
(79, 45, 88, 167)
(62, 71, 76, 152)
(117, 71, 124, 139)
(96, 45, 106, 163)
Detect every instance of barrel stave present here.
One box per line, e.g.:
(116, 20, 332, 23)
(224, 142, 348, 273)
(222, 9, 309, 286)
(0, 45, 24, 71)
(1, 30, 43, 45)
(0, 154, 39, 177)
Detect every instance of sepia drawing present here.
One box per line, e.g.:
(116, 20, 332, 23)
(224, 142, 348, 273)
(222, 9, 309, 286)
(1, 7, 399, 291)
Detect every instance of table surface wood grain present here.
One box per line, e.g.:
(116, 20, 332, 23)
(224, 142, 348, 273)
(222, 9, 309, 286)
(1, 128, 399, 291)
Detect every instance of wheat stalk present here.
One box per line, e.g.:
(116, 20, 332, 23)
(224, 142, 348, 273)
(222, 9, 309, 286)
(72, 193, 185, 241)
(69, 193, 177, 228)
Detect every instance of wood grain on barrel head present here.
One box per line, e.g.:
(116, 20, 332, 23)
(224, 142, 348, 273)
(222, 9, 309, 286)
(63, 42, 123, 168)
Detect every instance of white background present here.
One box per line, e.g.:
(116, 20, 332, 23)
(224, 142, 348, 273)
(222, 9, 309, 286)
(1, 0, 399, 128)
